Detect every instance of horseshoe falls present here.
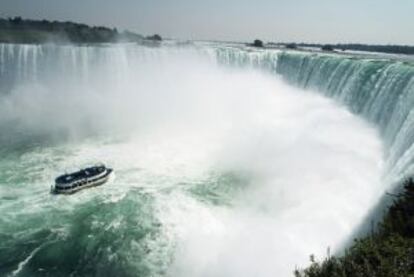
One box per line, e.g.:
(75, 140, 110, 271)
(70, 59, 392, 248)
(3, 42, 414, 277)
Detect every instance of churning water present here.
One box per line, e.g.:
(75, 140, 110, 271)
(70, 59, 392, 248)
(0, 43, 387, 276)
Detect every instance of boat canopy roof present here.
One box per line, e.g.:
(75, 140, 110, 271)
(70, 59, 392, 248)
(55, 165, 106, 184)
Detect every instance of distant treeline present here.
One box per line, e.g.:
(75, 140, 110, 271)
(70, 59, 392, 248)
(273, 42, 414, 55)
(0, 17, 162, 44)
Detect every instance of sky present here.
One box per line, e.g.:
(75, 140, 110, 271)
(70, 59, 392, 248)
(1, 0, 414, 44)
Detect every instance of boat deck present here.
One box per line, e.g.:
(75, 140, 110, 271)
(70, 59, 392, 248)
(55, 166, 106, 185)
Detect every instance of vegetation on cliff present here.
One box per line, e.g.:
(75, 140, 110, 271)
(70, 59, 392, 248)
(146, 34, 162, 41)
(274, 42, 414, 55)
(285, 43, 297, 49)
(294, 179, 414, 277)
(321, 44, 334, 52)
(246, 39, 264, 48)
(0, 17, 149, 44)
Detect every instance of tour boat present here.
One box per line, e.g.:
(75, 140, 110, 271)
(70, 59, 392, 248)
(51, 164, 113, 194)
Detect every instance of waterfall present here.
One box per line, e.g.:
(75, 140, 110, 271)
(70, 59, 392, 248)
(275, 52, 414, 184)
(201, 46, 414, 186)
(1, 42, 410, 191)
(0, 42, 405, 276)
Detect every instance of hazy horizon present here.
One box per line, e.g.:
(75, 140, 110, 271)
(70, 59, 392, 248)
(1, 0, 414, 45)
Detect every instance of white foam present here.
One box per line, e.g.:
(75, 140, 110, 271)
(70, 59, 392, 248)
(11, 245, 42, 276)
